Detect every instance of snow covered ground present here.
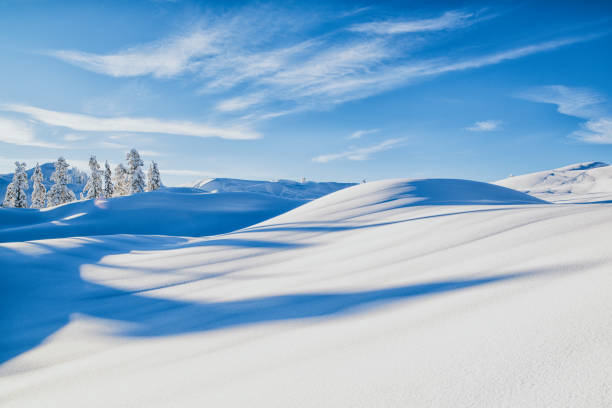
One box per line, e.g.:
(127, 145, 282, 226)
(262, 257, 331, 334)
(192, 177, 355, 200)
(496, 161, 612, 203)
(1, 178, 611, 407)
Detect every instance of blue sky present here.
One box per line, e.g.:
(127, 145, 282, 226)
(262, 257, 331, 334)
(0, 0, 611, 185)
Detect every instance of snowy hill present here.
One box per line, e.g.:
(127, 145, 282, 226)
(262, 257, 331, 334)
(0, 162, 87, 206)
(193, 177, 355, 200)
(1, 178, 611, 407)
(0, 187, 305, 242)
(495, 161, 612, 203)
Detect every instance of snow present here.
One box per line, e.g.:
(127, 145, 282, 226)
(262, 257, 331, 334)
(1, 178, 611, 407)
(193, 177, 355, 200)
(495, 161, 612, 203)
(0, 187, 305, 242)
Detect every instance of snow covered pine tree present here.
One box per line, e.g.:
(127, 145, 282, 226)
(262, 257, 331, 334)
(113, 164, 129, 197)
(31, 163, 46, 208)
(46, 157, 76, 207)
(126, 149, 145, 194)
(146, 161, 162, 191)
(83, 155, 103, 199)
(2, 161, 29, 208)
(103, 161, 114, 198)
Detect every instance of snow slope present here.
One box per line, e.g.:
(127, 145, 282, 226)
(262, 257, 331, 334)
(1, 178, 611, 407)
(495, 161, 612, 203)
(0, 162, 87, 206)
(0, 187, 305, 242)
(193, 177, 355, 200)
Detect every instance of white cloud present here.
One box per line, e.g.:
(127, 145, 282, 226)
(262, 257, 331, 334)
(161, 169, 214, 177)
(348, 129, 380, 139)
(313, 138, 404, 163)
(216, 94, 266, 112)
(2, 104, 260, 140)
(518, 85, 605, 119)
(42, 7, 600, 120)
(48, 29, 217, 78)
(0, 116, 65, 148)
(466, 120, 502, 131)
(349, 10, 475, 35)
(518, 85, 612, 144)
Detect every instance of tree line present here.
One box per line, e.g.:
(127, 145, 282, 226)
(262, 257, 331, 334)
(2, 148, 162, 209)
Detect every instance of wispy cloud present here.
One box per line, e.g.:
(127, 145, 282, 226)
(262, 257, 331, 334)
(47, 29, 217, 78)
(42, 6, 601, 119)
(348, 129, 380, 139)
(2, 104, 260, 140)
(466, 120, 502, 131)
(518, 85, 612, 143)
(313, 138, 404, 163)
(161, 169, 214, 177)
(348, 10, 475, 35)
(0, 116, 65, 148)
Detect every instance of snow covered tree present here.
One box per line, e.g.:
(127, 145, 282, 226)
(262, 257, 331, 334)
(31, 163, 46, 208)
(146, 161, 162, 191)
(113, 163, 129, 197)
(103, 161, 114, 198)
(46, 157, 76, 207)
(83, 155, 103, 199)
(126, 148, 145, 194)
(2, 162, 28, 208)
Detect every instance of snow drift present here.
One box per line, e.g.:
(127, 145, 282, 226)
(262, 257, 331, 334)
(1, 178, 610, 407)
(193, 177, 355, 200)
(0, 187, 305, 242)
(495, 161, 612, 203)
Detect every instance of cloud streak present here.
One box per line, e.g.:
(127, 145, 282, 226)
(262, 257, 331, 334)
(466, 120, 502, 131)
(0, 116, 65, 148)
(313, 138, 404, 163)
(518, 85, 612, 143)
(42, 7, 601, 120)
(348, 10, 475, 35)
(2, 104, 260, 140)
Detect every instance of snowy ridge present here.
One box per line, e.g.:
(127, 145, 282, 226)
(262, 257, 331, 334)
(0, 187, 305, 242)
(193, 177, 355, 200)
(495, 161, 612, 203)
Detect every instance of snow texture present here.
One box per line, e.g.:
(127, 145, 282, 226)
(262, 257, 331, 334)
(496, 161, 612, 203)
(193, 177, 355, 200)
(2, 178, 610, 406)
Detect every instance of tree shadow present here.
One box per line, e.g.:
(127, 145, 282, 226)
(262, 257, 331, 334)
(0, 233, 549, 368)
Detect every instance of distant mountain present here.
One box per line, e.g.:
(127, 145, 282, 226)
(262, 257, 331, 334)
(495, 161, 612, 203)
(192, 177, 356, 200)
(0, 162, 88, 206)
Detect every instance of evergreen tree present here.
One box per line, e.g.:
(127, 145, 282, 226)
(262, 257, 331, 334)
(3, 162, 28, 208)
(113, 163, 129, 197)
(103, 161, 114, 198)
(126, 148, 145, 194)
(31, 163, 46, 209)
(47, 157, 76, 207)
(146, 161, 162, 191)
(83, 155, 103, 199)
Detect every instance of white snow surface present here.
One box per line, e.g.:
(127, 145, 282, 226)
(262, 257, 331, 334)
(495, 161, 612, 203)
(1, 178, 611, 407)
(193, 177, 355, 200)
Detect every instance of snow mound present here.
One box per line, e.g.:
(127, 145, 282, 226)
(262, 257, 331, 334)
(193, 177, 355, 200)
(0, 187, 304, 242)
(267, 178, 546, 224)
(495, 161, 612, 203)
